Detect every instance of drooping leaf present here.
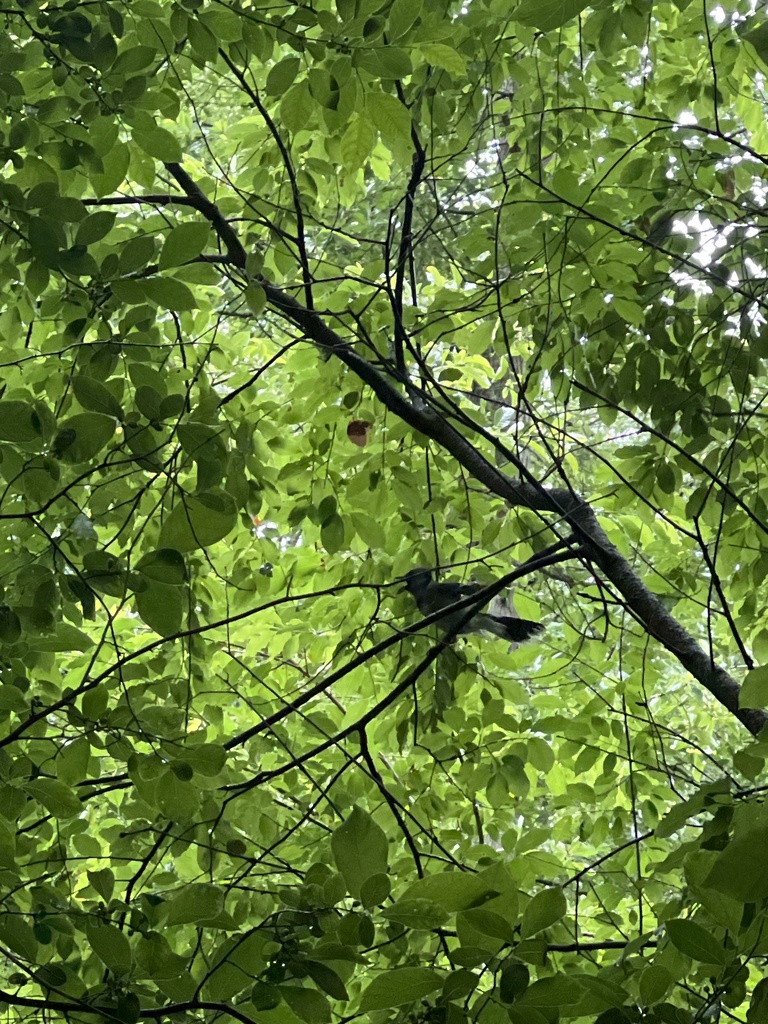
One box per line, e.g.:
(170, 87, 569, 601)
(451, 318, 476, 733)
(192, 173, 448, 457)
(132, 125, 183, 162)
(331, 807, 389, 899)
(703, 829, 768, 902)
(86, 922, 133, 976)
(666, 919, 729, 966)
(158, 490, 238, 552)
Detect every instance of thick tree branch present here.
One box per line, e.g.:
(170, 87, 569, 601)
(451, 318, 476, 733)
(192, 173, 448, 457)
(262, 284, 765, 735)
(169, 163, 766, 736)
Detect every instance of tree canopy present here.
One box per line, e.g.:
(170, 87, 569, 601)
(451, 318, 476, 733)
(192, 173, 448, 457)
(2, 0, 768, 1023)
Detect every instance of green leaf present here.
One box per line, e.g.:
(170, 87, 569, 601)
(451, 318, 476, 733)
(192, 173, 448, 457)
(666, 918, 729, 965)
(27, 216, 62, 267)
(119, 234, 156, 274)
(340, 116, 376, 171)
(75, 211, 116, 245)
(281, 81, 313, 134)
(501, 963, 530, 1003)
(159, 222, 211, 269)
(86, 922, 133, 976)
(251, 983, 282, 1010)
(266, 57, 301, 96)
(0, 607, 22, 645)
(132, 125, 183, 162)
(400, 872, 494, 911)
(188, 17, 219, 61)
(166, 884, 225, 926)
(460, 907, 515, 942)
(360, 968, 443, 1010)
(520, 888, 567, 937)
(87, 868, 115, 903)
(71, 376, 124, 420)
(180, 744, 227, 777)
(351, 513, 386, 549)
(155, 767, 200, 821)
(638, 965, 671, 1006)
(381, 898, 449, 930)
(112, 45, 157, 74)
(357, 47, 412, 79)
(421, 44, 467, 76)
(135, 548, 187, 584)
(54, 412, 116, 463)
(0, 684, 26, 711)
(0, 916, 38, 961)
(514, 975, 584, 1009)
(24, 778, 82, 819)
(331, 806, 388, 899)
(244, 283, 267, 315)
(303, 962, 349, 1001)
(28, 624, 95, 652)
(134, 579, 184, 636)
(177, 422, 227, 463)
(281, 985, 331, 1023)
(389, 0, 422, 37)
(158, 490, 238, 552)
(741, 19, 768, 70)
(91, 143, 131, 196)
(0, 401, 43, 442)
(366, 92, 411, 152)
(142, 277, 198, 311)
(320, 513, 346, 554)
(740, 665, 768, 708)
(513, 0, 591, 30)
(360, 871, 391, 909)
(704, 827, 768, 901)
(134, 935, 188, 979)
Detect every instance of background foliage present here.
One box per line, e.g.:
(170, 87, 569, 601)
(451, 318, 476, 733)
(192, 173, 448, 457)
(2, 0, 768, 1022)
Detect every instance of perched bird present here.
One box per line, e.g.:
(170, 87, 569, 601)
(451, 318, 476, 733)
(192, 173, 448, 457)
(402, 568, 544, 643)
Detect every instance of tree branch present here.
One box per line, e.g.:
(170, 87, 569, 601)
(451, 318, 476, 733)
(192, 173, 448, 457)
(261, 281, 765, 735)
(167, 162, 766, 736)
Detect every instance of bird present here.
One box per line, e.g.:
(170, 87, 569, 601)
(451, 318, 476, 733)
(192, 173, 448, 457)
(402, 568, 544, 643)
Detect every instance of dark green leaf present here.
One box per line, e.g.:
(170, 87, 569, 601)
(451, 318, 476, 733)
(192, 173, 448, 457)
(54, 413, 116, 463)
(360, 968, 443, 1010)
(72, 376, 124, 420)
(0, 401, 43, 442)
(75, 211, 116, 245)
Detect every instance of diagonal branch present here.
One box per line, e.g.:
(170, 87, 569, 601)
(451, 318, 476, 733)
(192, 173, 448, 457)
(262, 283, 765, 735)
(169, 163, 766, 737)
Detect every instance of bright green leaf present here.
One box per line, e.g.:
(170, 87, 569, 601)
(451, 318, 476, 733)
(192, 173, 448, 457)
(158, 490, 238, 552)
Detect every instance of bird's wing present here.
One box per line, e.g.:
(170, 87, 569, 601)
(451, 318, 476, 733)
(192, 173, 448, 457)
(437, 582, 475, 603)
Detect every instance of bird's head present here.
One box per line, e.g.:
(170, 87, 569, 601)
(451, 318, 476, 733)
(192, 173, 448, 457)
(401, 568, 434, 595)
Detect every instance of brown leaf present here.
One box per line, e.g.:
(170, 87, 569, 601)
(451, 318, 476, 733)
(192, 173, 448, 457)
(347, 420, 373, 447)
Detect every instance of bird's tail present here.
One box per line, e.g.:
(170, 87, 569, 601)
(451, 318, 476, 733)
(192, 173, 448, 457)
(484, 614, 544, 643)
